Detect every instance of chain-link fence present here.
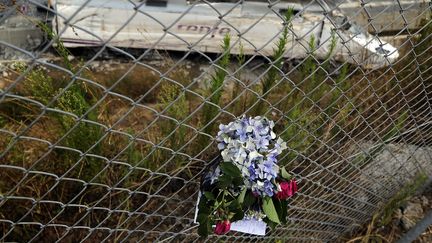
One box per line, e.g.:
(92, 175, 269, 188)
(0, 0, 431, 242)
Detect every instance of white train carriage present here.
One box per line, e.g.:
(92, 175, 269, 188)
(52, 0, 399, 69)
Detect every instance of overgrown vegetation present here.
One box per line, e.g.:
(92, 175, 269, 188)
(156, 83, 190, 170)
(339, 11, 432, 243)
(340, 173, 428, 243)
(379, 173, 428, 226)
(0, 7, 431, 242)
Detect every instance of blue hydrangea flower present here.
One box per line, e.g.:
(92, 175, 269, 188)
(216, 115, 287, 197)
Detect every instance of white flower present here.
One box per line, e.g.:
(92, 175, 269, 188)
(246, 125, 254, 133)
(245, 139, 256, 150)
(221, 150, 230, 162)
(249, 150, 263, 160)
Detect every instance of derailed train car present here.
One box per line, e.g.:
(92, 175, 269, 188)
(51, 0, 399, 69)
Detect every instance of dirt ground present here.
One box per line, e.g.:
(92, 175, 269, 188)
(339, 185, 432, 243)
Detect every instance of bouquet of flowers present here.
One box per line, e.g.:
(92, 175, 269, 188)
(196, 116, 298, 237)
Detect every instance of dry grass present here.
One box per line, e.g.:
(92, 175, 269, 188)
(0, 13, 431, 241)
(339, 178, 431, 243)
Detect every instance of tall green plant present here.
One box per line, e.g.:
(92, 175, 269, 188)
(201, 34, 231, 137)
(231, 42, 252, 115)
(280, 31, 345, 165)
(415, 11, 432, 54)
(301, 35, 317, 92)
(321, 31, 337, 71)
(157, 83, 189, 158)
(280, 105, 322, 165)
(255, 8, 294, 114)
(55, 84, 103, 180)
(324, 62, 349, 118)
(38, 22, 74, 71)
(297, 30, 337, 96)
(14, 61, 103, 181)
(300, 31, 342, 111)
(16, 62, 55, 105)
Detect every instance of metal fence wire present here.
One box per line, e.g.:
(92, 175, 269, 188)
(0, 0, 431, 242)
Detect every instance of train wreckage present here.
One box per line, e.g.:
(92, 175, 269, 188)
(3, 0, 402, 69)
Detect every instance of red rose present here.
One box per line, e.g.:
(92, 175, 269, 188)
(275, 180, 298, 200)
(290, 179, 298, 195)
(214, 220, 230, 235)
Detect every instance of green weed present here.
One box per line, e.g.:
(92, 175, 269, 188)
(19, 66, 56, 105)
(54, 83, 103, 180)
(300, 35, 317, 90)
(255, 8, 293, 114)
(280, 106, 322, 165)
(320, 31, 337, 73)
(157, 83, 190, 169)
(38, 21, 73, 71)
(123, 134, 149, 184)
(415, 11, 432, 54)
(279, 32, 345, 166)
(379, 173, 427, 226)
(12, 62, 103, 181)
(231, 42, 247, 115)
(202, 34, 231, 136)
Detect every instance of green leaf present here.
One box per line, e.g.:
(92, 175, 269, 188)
(263, 217, 278, 230)
(281, 167, 292, 180)
(232, 176, 244, 187)
(198, 195, 211, 215)
(231, 209, 244, 222)
(243, 191, 256, 207)
(220, 162, 242, 178)
(197, 213, 211, 237)
(217, 174, 232, 188)
(197, 213, 209, 223)
(262, 197, 281, 224)
(273, 199, 282, 216)
(274, 198, 288, 224)
(203, 191, 215, 201)
(280, 200, 288, 224)
(237, 187, 247, 204)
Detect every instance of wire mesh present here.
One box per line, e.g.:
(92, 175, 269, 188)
(0, 0, 431, 242)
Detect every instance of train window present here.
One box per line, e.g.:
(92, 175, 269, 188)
(375, 46, 391, 55)
(146, 0, 168, 7)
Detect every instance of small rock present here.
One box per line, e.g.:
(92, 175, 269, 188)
(421, 196, 429, 207)
(394, 208, 403, 221)
(9, 62, 21, 70)
(410, 196, 421, 204)
(2, 71, 8, 78)
(90, 62, 100, 70)
(401, 202, 423, 230)
(401, 215, 416, 231)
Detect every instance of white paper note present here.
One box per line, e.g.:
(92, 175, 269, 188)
(230, 219, 267, 236)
